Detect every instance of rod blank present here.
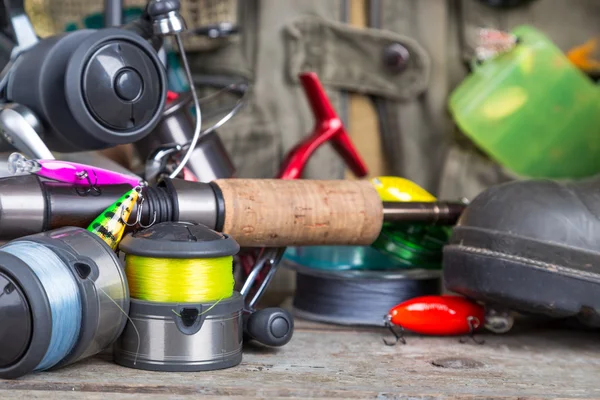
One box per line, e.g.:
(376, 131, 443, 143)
(382, 201, 466, 225)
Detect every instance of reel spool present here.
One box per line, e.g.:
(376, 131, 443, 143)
(284, 261, 441, 327)
(114, 221, 244, 372)
(370, 224, 450, 270)
(0, 227, 129, 379)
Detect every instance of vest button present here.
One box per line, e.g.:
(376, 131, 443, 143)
(383, 43, 410, 74)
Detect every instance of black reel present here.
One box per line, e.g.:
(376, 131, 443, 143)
(0, 0, 168, 153)
(5, 28, 166, 152)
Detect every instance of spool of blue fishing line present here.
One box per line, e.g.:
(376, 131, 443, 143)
(0, 227, 130, 379)
(2, 242, 82, 371)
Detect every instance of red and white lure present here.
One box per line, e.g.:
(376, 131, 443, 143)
(384, 295, 513, 345)
(475, 28, 518, 61)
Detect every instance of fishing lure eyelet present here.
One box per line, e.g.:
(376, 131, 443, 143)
(383, 315, 406, 346)
(459, 316, 485, 345)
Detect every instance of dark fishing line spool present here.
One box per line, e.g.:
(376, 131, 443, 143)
(114, 221, 244, 372)
(285, 261, 441, 327)
(0, 227, 129, 379)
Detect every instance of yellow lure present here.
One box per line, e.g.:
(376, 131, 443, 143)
(370, 176, 437, 202)
(125, 255, 234, 303)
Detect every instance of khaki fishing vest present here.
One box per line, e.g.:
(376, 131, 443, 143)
(189, 0, 600, 201)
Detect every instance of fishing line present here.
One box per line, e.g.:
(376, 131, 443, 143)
(196, 82, 248, 105)
(171, 295, 224, 318)
(2, 241, 81, 371)
(125, 255, 234, 303)
(169, 34, 202, 179)
(287, 264, 441, 327)
(190, 82, 249, 138)
(94, 284, 141, 366)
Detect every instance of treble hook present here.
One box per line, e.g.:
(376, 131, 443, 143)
(459, 316, 485, 345)
(383, 316, 406, 346)
(123, 187, 157, 228)
(75, 170, 101, 196)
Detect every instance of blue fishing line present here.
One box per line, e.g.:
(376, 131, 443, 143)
(2, 241, 82, 371)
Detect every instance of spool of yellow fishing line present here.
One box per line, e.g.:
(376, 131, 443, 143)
(115, 221, 244, 372)
(125, 255, 234, 303)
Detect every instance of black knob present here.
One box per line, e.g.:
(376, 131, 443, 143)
(244, 308, 294, 347)
(82, 40, 162, 131)
(147, 0, 181, 17)
(114, 69, 143, 102)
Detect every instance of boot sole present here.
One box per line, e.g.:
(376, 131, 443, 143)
(443, 227, 600, 326)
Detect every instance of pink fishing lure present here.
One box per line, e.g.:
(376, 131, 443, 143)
(8, 152, 142, 187)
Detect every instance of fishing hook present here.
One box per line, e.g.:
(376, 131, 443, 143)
(123, 187, 157, 228)
(459, 316, 485, 345)
(383, 316, 406, 346)
(75, 170, 101, 196)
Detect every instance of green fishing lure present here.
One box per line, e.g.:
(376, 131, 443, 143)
(87, 188, 139, 250)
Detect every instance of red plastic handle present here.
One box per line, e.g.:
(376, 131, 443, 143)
(166, 91, 179, 103)
(277, 72, 368, 179)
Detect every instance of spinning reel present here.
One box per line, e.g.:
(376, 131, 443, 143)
(0, 0, 189, 158)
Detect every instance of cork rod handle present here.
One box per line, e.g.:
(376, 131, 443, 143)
(213, 179, 383, 247)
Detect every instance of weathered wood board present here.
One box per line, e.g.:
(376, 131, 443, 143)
(1, 317, 599, 399)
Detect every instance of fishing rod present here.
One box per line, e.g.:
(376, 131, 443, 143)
(0, 174, 466, 245)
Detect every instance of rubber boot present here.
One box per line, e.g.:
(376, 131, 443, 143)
(443, 177, 600, 327)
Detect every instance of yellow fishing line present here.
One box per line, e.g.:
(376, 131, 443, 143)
(125, 255, 234, 303)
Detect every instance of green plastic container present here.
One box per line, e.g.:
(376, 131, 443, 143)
(449, 25, 600, 179)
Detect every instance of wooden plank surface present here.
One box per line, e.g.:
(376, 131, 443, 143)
(1, 317, 600, 399)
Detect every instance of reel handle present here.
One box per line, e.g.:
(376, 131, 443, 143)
(243, 308, 294, 347)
